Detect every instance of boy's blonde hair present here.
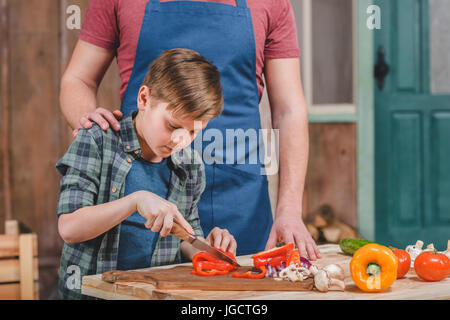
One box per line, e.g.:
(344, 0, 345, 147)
(142, 48, 224, 120)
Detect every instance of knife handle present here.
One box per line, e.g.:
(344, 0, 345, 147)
(170, 221, 195, 243)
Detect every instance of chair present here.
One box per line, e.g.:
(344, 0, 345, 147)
(0, 220, 39, 299)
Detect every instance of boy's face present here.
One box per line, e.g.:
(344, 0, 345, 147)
(136, 86, 209, 161)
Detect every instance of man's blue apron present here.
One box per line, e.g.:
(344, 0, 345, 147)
(121, 0, 273, 255)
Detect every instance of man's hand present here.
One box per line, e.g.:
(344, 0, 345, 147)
(206, 227, 237, 256)
(265, 214, 322, 261)
(73, 108, 123, 138)
(264, 58, 320, 260)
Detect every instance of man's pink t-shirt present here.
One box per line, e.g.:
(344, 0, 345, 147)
(79, 0, 300, 102)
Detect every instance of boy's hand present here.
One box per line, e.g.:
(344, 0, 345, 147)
(206, 227, 237, 256)
(134, 191, 195, 237)
(73, 108, 123, 138)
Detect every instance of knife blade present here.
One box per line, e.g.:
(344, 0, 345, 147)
(170, 221, 241, 267)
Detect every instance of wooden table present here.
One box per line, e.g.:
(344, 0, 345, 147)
(82, 244, 450, 300)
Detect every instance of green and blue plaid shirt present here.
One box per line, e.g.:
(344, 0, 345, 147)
(56, 111, 205, 300)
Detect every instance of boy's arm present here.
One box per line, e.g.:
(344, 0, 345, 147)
(58, 193, 139, 244)
(56, 127, 131, 244)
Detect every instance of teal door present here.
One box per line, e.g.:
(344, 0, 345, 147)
(375, 0, 450, 250)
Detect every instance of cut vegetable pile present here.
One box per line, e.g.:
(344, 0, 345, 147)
(190, 242, 346, 292)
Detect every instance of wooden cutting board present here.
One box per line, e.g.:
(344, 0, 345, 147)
(102, 266, 314, 291)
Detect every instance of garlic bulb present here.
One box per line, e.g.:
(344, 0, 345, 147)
(406, 240, 424, 268)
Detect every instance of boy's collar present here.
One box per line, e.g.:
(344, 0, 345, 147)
(119, 111, 142, 155)
(119, 110, 188, 179)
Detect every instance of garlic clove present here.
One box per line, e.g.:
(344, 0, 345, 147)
(406, 240, 424, 268)
(415, 240, 424, 250)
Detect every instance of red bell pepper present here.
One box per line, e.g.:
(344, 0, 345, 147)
(191, 250, 238, 276)
(252, 243, 295, 268)
(232, 265, 267, 279)
(286, 249, 301, 266)
(191, 264, 231, 276)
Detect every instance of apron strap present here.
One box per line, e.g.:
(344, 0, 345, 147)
(150, 0, 161, 11)
(235, 0, 248, 8)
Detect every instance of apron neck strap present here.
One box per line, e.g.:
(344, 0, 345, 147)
(235, 0, 248, 8)
(150, 0, 248, 9)
(150, 0, 161, 11)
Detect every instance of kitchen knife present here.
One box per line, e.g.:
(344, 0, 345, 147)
(170, 221, 241, 267)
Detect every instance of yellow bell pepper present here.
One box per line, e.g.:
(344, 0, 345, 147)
(350, 243, 398, 292)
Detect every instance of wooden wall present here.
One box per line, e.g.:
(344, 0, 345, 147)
(0, 0, 121, 299)
(0, 0, 356, 298)
(306, 124, 357, 229)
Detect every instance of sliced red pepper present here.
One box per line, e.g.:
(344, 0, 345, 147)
(252, 243, 295, 268)
(191, 250, 238, 277)
(195, 261, 236, 272)
(253, 255, 286, 268)
(232, 265, 267, 279)
(191, 269, 230, 276)
(252, 243, 294, 260)
(286, 249, 301, 266)
(192, 252, 217, 264)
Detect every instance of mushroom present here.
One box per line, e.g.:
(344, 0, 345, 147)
(323, 264, 345, 281)
(406, 240, 424, 268)
(424, 243, 435, 252)
(310, 264, 345, 292)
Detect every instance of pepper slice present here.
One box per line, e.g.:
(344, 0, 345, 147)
(286, 249, 301, 266)
(190, 268, 230, 276)
(252, 243, 295, 268)
(232, 265, 267, 279)
(195, 260, 236, 272)
(252, 243, 295, 260)
(191, 250, 238, 276)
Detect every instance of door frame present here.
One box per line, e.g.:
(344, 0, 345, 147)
(357, 0, 375, 241)
(304, 0, 376, 240)
(296, 0, 376, 240)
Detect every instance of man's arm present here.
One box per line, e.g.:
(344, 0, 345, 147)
(264, 57, 321, 260)
(60, 40, 122, 134)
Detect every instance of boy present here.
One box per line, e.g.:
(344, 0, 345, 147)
(56, 48, 236, 299)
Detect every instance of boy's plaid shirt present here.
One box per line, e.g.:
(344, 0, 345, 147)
(55, 111, 205, 300)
